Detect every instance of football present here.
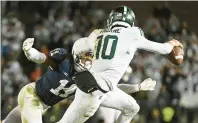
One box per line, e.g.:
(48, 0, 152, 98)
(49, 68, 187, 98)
(168, 46, 184, 66)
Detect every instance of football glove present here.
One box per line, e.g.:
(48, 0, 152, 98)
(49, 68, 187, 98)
(168, 39, 183, 49)
(22, 38, 34, 51)
(139, 78, 156, 91)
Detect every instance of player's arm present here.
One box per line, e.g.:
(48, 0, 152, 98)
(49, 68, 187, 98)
(130, 27, 183, 54)
(72, 30, 99, 55)
(117, 78, 156, 94)
(22, 38, 47, 64)
(22, 38, 70, 69)
(136, 37, 183, 54)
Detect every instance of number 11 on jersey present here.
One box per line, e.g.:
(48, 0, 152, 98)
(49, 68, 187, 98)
(95, 35, 118, 60)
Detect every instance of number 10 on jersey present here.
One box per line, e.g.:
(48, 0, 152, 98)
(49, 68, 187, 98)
(95, 35, 118, 59)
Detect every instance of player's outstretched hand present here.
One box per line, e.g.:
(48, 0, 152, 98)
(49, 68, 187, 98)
(22, 38, 34, 51)
(168, 39, 183, 49)
(139, 78, 156, 91)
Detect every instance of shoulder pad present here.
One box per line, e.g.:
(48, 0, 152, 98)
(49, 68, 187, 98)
(75, 37, 88, 42)
(131, 26, 144, 36)
(49, 48, 70, 62)
(123, 26, 144, 37)
(93, 29, 105, 34)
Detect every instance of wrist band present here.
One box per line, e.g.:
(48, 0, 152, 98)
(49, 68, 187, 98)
(138, 84, 141, 91)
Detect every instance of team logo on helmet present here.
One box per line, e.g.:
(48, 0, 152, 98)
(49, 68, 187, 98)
(107, 6, 135, 30)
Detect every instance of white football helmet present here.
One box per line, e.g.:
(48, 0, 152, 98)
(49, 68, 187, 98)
(72, 51, 93, 73)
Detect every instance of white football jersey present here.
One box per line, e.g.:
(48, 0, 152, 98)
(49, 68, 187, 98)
(74, 27, 172, 85)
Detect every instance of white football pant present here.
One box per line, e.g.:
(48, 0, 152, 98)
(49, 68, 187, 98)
(17, 83, 50, 123)
(97, 107, 121, 123)
(2, 106, 21, 123)
(58, 83, 140, 123)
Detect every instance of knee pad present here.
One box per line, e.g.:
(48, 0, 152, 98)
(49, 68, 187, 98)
(84, 105, 98, 118)
(123, 96, 140, 116)
(131, 102, 140, 114)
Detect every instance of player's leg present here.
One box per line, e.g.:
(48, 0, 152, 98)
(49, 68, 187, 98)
(2, 105, 21, 123)
(101, 86, 140, 123)
(58, 71, 110, 123)
(58, 71, 109, 123)
(57, 88, 106, 123)
(18, 83, 48, 123)
(97, 107, 121, 123)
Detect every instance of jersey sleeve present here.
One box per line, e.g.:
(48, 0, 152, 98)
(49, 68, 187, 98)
(127, 27, 173, 54)
(45, 48, 71, 69)
(137, 27, 144, 37)
(125, 27, 144, 38)
(135, 37, 173, 54)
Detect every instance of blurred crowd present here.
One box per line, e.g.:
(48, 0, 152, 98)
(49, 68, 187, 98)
(1, 1, 198, 123)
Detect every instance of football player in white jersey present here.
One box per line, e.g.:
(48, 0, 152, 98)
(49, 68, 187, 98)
(58, 6, 183, 123)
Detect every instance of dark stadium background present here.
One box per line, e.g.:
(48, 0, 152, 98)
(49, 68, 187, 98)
(1, 1, 198, 123)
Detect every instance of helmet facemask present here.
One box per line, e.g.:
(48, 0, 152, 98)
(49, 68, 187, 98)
(73, 52, 93, 73)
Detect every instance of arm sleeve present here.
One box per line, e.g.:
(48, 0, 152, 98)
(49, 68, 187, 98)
(135, 37, 173, 54)
(25, 48, 46, 63)
(117, 84, 140, 94)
